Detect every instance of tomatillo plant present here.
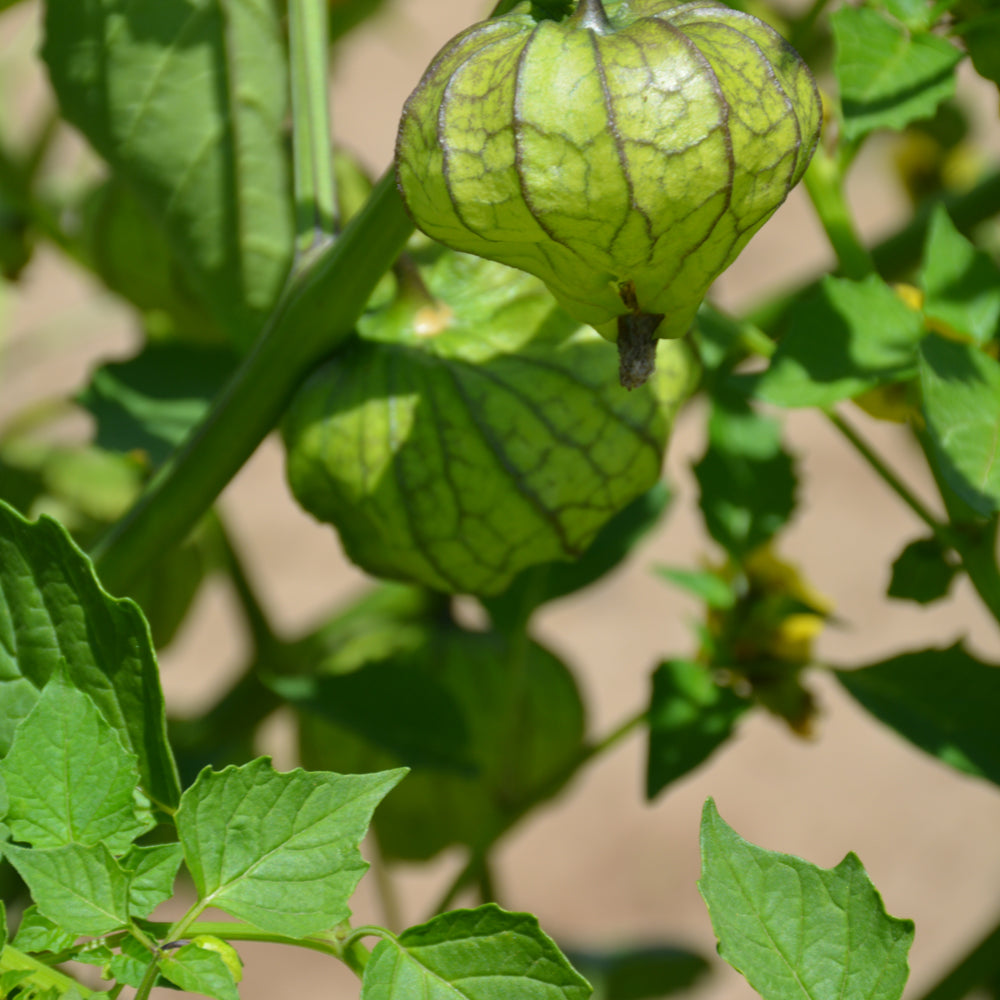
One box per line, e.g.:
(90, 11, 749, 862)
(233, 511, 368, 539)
(2, 0, 1000, 998)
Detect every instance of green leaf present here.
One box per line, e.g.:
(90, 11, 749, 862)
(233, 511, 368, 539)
(921, 206, 1000, 346)
(836, 644, 1000, 786)
(953, 1, 1000, 89)
(361, 904, 591, 1000)
(107, 934, 157, 989)
(833, 6, 962, 141)
(879, 0, 940, 30)
(159, 942, 240, 1000)
(886, 536, 957, 604)
(41, 0, 294, 350)
(654, 567, 735, 610)
(0, 671, 153, 851)
(919, 335, 1000, 515)
(329, 0, 393, 45)
(78, 343, 238, 468)
(0, 501, 180, 811)
(298, 625, 586, 861)
(699, 800, 914, 1000)
(2, 843, 131, 937)
(565, 944, 709, 1000)
(694, 393, 797, 558)
(10, 906, 76, 955)
(120, 843, 184, 918)
(177, 758, 406, 937)
(482, 482, 672, 628)
(746, 276, 925, 407)
(646, 661, 747, 800)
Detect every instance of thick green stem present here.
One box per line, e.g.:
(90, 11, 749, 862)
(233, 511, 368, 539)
(90, 169, 413, 594)
(803, 149, 876, 281)
(290, 0, 337, 253)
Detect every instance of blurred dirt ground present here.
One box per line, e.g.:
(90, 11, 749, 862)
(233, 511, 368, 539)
(3, 2, 1000, 998)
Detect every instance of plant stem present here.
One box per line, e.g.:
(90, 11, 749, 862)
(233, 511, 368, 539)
(290, 0, 336, 255)
(133, 957, 161, 1000)
(803, 149, 876, 281)
(90, 168, 413, 594)
(917, 912, 1000, 1000)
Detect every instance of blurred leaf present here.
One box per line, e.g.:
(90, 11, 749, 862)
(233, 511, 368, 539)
(270, 661, 473, 773)
(837, 644, 1000, 786)
(694, 393, 797, 559)
(299, 623, 586, 861)
(833, 6, 962, 141)
(362, 905, 590, 1000)
(80, 178, 226, 344)
(0, 670, 154, 851)
(647, 660, 747, 799)
(329, 0, 392, 45)
(654, 566, 735, 610)
(177, 758, 406, 936)
(953, 1, 1000, 89)
(0, 501, 180, 811)
(78, 343, 238, 468)
(483, 482, 672, 629)
(565, 944, 709, 1000)
(887, 536, 958, 604)
(919, 335, 1000, 515)
(879, 0, 943, 30)
(42, 0, 294, 350)
(744, 276, 925, 407)
(700, 799, 914, 1000)
(921, 206, 1000, 345)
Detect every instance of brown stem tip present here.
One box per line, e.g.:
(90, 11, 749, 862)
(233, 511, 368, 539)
(617, 313, 661, 390)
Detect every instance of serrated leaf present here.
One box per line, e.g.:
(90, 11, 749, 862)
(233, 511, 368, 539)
(694, 393, 797, 558)
(647, 660, 747, 800)
(837, 644, 1000, 785)
(3, 843, 131, 937)
(0, 502, 180, 812)
(11, 906, 76, 954)
(565, 944, 709, 1000)
(483, 483, 672, 629)
(361, 904, 591, 1000)
(833, 6, 962, 141)
(886, 536, 957, 604)
(746, 276, 925, 407)
(921, 206, 1000, 346)
(41, 0, 293, 350)
(120, 843, 184, 918)
(699, 800, 914, 1000)
(177, 758, 406, 937)
(159, 943, 240, 1000)
(107, 934, 156, 989)
(78, 343, 238, 468)
(0, 671, 153, 851)
(919, 335, 1000, 515)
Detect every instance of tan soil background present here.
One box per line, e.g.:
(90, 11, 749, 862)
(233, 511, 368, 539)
(3, 1, 1000, 998)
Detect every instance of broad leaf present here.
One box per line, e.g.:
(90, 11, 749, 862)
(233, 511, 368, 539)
(919, 335, 1000, 515)
(565, 944, 709, 1000)
(0, 501, 180, 811)
(837, 645, 1000, 786)
(10, 906, 76, 955)
(647, 661, 748, 800)
(953, 1, 1000, 89)
(120, 843, 185, 918)
(482, 482, 672, 629)
(42, 0, 294, 349)
(78, 343, 238, 467)
(694, 393, 797, 558)
(177, 758, 406, 937)
(2, 843, 131, 937)
(361, 904, 591, 1000)
(159, 943, 240, 1000)
(0, 671, 153, 851)
(886, 536, 957, 605)
(746, 276, 925, 407)
(920, 206, 1000, 346)
(833, 6, 962, 141)
(699, 800, 914, 1000)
